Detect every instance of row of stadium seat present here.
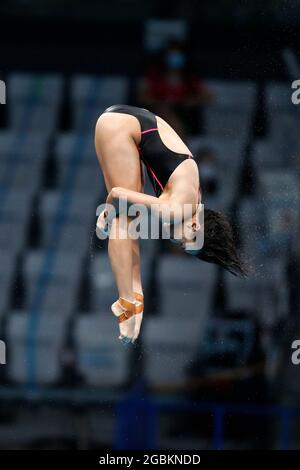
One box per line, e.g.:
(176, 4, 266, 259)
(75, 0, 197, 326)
(2, 74, 294, 137)
(7, 74, 293, 112)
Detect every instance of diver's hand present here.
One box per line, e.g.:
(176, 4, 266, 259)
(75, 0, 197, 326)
(106, 187, 120, 205)
(96, 209, 110, 235)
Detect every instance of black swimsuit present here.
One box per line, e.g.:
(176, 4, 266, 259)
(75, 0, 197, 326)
(103, 104, 193, 197)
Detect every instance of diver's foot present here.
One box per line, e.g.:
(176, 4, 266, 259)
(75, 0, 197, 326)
(132, 292, 144, 343)
(111, 298, 136, 344)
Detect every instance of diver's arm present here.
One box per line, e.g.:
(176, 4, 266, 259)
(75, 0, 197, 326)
(107, 186, 158, 208)
(107, 186, 185, 223)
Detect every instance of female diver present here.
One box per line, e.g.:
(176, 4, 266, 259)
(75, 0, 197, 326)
(95, 105, 245, 344)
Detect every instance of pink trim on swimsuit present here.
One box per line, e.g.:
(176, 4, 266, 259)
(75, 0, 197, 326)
(144, 161, 164, 192)
(141, 128, 158, 135)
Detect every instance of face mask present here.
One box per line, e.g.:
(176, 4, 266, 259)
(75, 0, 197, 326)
(166, 51, 185, 70)
(185, 247, 202, 256)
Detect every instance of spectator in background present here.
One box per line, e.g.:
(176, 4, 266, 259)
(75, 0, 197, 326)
(195, 147, 219, 195)
(138, 39, 213, 138)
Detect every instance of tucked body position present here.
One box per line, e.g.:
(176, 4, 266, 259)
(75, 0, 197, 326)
(94, 105, 245, 344)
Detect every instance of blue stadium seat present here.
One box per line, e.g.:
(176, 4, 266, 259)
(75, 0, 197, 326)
(265, 81, 294, 114)
(252, 139, 285, 168)
(39, 190, 96, 254)
(259, 169, 299, 249)
(90, 254, 119, 312)
(74, 313, 130, 387)
(8, 74, 63, 134)
(0, 192, 34, 253)
(203, 108, 252, 139)
(8, 73, 63, 104)
(201, 318, 256, 366)
(0, 251, 16, 318)
(237, 196, 269, 255)
(156, 254, 216, 323)
(71, 75, 129, 130)
(225, 257, 289, 326)
(54, 132, 96, 165)
(204, 80, 257, 111)
(54, 132, 103, 194)
(23, 250, 83, 317)
(6, 310, 67, 384)
(143, 317, 203, 386)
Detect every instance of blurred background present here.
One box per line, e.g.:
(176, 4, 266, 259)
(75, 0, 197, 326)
(0, 0, 300, 450)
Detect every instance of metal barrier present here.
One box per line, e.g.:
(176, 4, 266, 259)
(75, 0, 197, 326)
(0, 385, 297, 449)
(116, 384, 299, 450)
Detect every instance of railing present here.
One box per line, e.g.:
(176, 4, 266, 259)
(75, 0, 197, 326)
(0, 384, 297, 450)
(116, 385, 298, 450)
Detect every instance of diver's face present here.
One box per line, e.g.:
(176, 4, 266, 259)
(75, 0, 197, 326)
(170, 210, 203, 252)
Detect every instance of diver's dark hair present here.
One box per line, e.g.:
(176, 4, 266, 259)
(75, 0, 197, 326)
(197, 208, 247, 277)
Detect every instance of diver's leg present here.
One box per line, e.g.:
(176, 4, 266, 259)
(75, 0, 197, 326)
(108, 216, 137, 343)
(132, 239, 144, 341)
(95, 115, 143, 341)
(108, 216, 135, 302)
